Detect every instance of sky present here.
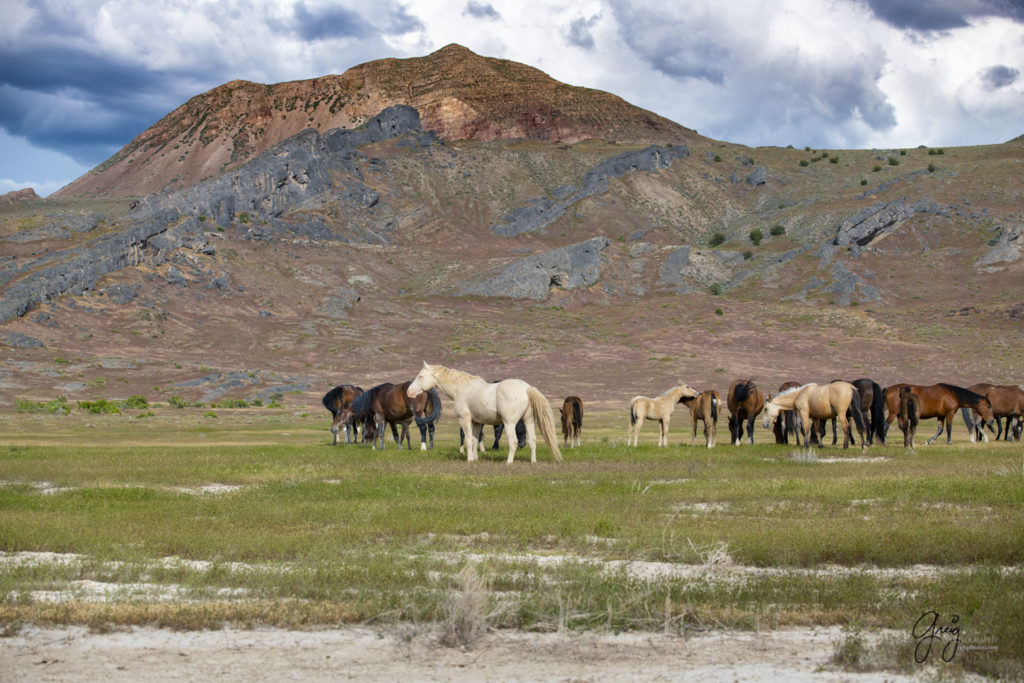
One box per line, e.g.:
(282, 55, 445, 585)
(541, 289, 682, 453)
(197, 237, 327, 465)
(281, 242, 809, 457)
(2, 0, 1022, 196)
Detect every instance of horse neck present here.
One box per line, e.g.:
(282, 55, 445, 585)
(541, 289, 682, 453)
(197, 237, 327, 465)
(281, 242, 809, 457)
(430, 365, 482, 398)
(664, 385, 691, 402)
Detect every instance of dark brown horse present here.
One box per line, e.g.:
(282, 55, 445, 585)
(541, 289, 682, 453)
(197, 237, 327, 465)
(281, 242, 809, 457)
(322, 384, 364, 444)
(681, 390, 719, 448)
(561, 396, 583, 447)
(825, 378, 887, 446)
(772, 381, 803, 445)
(334, 382, 441, 450)
(898, 385, 920, 449)
(965, 383, 1024, 441)
(884, 383, 994, 445)
(727, 379, 764, 446)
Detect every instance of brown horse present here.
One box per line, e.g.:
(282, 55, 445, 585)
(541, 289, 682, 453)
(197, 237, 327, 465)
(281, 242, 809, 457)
(965, 383, 1024, 441)
(681, 390, 720, 448)
(322, 384, 364, 444)
(727, 380, 764, 445)
(773, 381, 803, 445)
(824, 378, 887, 446)
(763, 382, 867, 450)
(884, 383, 994, 445)
(898, 385, 920, 449)
(561, 396, 583, 447)
(334, 382, 442, 450)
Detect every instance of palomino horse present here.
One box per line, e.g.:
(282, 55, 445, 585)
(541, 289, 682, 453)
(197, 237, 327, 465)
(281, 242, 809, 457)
(773, 381, 802, 445)
(898, 385, 920, 449)
(965, 383, 1024, 441)
(822, 378, 887, 447)
(333, 382, 441, 450)
(561, 396, 583, 447)
(680, 390, 719, 448)
(884, 383, 994, 445)
(408, 362, 562, 463)
(628, 382, 699, 446)
(763, 382, 867, 450)
(322, 384, 364, 444)
(727, 380, 764, 446)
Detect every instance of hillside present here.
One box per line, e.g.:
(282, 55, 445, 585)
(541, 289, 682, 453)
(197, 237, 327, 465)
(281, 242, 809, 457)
(1, 48, 1022, 419)
(55, 44, 695, 198)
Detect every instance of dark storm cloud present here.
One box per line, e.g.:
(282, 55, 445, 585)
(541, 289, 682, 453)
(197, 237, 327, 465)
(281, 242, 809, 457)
(292, 1, 372, 40)
(567, 15, 601, 50)
(860, 0, 1024, 31)
(463, 1, 501, 21)
(980, 64, 1021, 89)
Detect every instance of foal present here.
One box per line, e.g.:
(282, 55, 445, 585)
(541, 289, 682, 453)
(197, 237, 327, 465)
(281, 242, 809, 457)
(898, 385, 920, 449)
(681, 390, 720, 448)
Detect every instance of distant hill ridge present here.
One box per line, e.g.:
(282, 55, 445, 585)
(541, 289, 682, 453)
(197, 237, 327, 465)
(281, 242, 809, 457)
(56, 44, 695, 198)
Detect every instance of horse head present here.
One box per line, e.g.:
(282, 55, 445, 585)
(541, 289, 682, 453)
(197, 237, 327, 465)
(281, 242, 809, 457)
(331, 406, 355, 435)
(407, 362, 435, 398)
(761, 397, 780, 429)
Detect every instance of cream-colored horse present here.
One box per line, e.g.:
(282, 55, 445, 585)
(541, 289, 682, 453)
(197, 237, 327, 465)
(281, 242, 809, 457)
(762, 382, 867, 450)
(407, 362, 562, 463)
(628, 382, 699, 446)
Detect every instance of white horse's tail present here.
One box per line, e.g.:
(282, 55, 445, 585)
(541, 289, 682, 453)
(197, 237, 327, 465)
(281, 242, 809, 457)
(527, 386, 563, 462)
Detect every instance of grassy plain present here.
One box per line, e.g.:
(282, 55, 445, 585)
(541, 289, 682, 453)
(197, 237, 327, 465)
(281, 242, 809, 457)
(0, 408, 1022, 677)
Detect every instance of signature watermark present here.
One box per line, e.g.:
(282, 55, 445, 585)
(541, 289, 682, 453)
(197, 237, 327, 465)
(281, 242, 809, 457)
(912, 611, 998, 664)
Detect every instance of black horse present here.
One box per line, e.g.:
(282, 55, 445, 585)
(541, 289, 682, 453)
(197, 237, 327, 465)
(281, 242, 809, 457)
(825, 378, 886, 446)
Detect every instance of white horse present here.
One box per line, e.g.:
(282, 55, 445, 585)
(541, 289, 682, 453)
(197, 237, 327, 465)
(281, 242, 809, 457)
(407, 362, 562, 464)
(628, 382, 699, 446)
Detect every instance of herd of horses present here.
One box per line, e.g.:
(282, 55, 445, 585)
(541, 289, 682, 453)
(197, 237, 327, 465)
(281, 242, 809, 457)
(323, 362, 1024, 462)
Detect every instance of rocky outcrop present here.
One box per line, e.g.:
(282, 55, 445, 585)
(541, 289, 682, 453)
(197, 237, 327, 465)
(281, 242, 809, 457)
(833, 199, 943, 247)
(491, 145, 689, 236)
(0, 107, 423, 323)
(0, 188, 39, 204)
(656, 246, 746, 294)
(975, 226, 1022, 267)
(459, 237, 612, 300)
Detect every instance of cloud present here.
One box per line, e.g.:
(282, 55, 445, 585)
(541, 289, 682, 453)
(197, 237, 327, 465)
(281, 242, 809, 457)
(980, 64, 1021, 89)
(860, 0, 1024, 31)
(292, 2, 372, 41)
(463, 1, 501, 21)
(567, 14, 602, 50)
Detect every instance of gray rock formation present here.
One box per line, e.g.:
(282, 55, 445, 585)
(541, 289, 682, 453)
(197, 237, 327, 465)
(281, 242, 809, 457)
(459, 237, 612, 300)
(833, 199, 941, 247)
(976, 226, 1022, 267)
(491, 145, 689, 236)
(319, 287, 362, 318)
(656, 247, 745, 294)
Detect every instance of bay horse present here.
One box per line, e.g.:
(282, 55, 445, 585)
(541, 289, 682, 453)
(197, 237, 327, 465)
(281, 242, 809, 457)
(773, 381, 803, 445)
(727, 379, 764, 446)
(680, 390, 719, 448)
(408, 362, 562, 463)
(561, 396, 583, 447)
(628, 381, 699, 446)
(898, 385, 920, 449)
(333, 382, 442, 450)
(763, 382, 867, 450)
(322, 384, 364, 444)
(965, 383, 1024, 441)
(884, 383, 994, 445)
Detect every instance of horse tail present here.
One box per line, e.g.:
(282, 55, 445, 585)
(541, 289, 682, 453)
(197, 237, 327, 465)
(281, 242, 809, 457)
(629, 398, 639, 426)
(322, 386, 344, 416)
(573, 398, 582, 429)
(528, 386, 563, 462)
(908, 395, 919, 428)
(733, 380, 753, 403)
(848, 387, 868, 438)
(869, 381, 886, 444)
(415, 388, 442, 427)
(710, 395, 718, 422)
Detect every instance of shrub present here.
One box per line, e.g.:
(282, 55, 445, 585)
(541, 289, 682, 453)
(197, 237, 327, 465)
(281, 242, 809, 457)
(861, 179, 868, 185)
(799, 160, 810, 167)
(203, 410, 218, 418)
(888, 158, 900, 166)
(749, 228, 763, 246)
(709, 283, 723, 296)
(213, 398, 250, 409)
(928, 163, 936, 173)
(16, 398, 68, 414)
(872, 165, 882, 172)
(743, 251, 753, 260)
(770, 225, 786, 236)
(713, 155, 722, 162)
(78, 399, 121, 415)
(830, 156, 839, 164)
(168, 395, 201, 409)
(708, 232, 726, 247)
(122, 395, 149, 410)
(715, 308, 724, 316)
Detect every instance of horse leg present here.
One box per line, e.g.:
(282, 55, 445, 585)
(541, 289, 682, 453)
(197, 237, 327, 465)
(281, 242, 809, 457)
(925, 416, 946, 445)
(830, 418, 838, 446)
(417, 421, 428, 451)
(523, 418, 538, 464)
(660, 417, 670, 447)
(745, 415, 755, 445)
(632, 416, 645, 446)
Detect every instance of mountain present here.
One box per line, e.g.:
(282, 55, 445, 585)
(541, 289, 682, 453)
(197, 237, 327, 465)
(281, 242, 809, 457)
(55, 44, 695, 198)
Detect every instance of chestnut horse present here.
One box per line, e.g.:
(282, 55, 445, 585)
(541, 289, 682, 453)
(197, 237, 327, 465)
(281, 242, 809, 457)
(898, 385, 920, 449)
(884, 383, 994, 445)
(965, 383, 1024, 441)
(322, 384, 364, 444)
(681, 390, 719, 448)
(727, 380, 764, 446)
(561, 396, 583, 447)
(763, 382, 867, 450)
(628, 382, 699, 446)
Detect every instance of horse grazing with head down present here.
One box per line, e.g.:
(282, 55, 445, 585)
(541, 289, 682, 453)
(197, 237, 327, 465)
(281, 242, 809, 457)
(680, 390, 720, 448)
(772, 381, 803, 445)
(763, 382, 867, 450)
(628, 382, 699, 446)
(965, 383, 1024, 441)
(322, 384, 364, 444)
(727, 380, 764, 446)
(884, 383, 993, 445)
(408, 362, 562, 464)
(561, 396, 583, 448)
(333, 382, 441, 450)
(898, 385, 920, 449)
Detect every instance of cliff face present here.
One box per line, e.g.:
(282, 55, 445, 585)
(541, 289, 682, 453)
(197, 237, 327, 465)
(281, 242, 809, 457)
(56, 44, 696, 198)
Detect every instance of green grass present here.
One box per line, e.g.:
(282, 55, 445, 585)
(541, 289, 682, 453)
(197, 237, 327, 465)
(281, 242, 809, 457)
(0, 411, 1021, 675)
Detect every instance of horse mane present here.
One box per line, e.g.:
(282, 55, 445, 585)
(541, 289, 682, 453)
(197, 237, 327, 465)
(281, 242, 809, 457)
(940, 383, 987, 407)
(348, 384, 388, 418)
(658, 383, 687, 398)
(773, 383, 814, 400)
(322, 386, 345, 415)
(430, 363, 486, 388)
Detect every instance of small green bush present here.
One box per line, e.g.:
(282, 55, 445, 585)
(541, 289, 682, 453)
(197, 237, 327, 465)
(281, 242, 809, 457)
(770, 225, 786, 236)
(713, 155, 722, 162)
(860, 179, 868, 185)
(714, 308, 724, 315)
(872, 166, 882, 172)
(888, 158, 900, 166)
(743, 251, 753, 260)
(709, 283, 723, 296)
(122, 395, 149, 410)
(749, 228, 763, 246)
(203, 410, 218, 418)
(709, 232, 726, 247)
(799, 160, 810, 167)
(78, 399, 121, 415)
(829, 156, 839, 164)
(16, 397, 68, 415)
(928, 163, 936, 173)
